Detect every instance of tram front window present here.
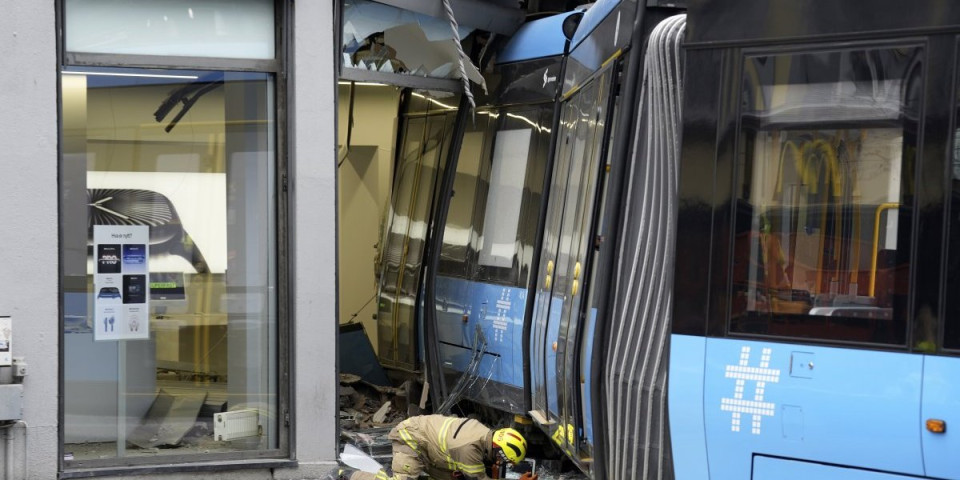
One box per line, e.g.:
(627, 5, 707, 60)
(730, 46, 922, 345)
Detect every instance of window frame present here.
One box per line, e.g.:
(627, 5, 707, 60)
(937, 36, 960, 354)
(56, 0, 293, 475)
(722, 39, 928, 350)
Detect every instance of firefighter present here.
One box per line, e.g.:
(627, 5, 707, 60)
(345, 414, 537, 480)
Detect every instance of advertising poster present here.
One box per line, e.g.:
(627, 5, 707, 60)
(93, 225, 149, 341)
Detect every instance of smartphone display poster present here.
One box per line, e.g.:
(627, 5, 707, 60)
(93, 225, 149, 341)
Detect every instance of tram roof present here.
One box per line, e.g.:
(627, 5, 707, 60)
(570, 0, 624, 49)
(687, 0, 960, 46)
(496, 10, 584, 64)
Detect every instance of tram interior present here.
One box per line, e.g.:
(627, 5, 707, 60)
(732, 125, 909, 342)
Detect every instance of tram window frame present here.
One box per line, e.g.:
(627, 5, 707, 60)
(725, 43, 925, 347)
(473, 106, 553, 288)
(437, 112, 494, 279)
(941, 39, 960, 352)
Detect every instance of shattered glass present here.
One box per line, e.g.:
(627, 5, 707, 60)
(341, 0, 483, 85)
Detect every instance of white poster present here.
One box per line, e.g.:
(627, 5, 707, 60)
(94, 225, 150, 341)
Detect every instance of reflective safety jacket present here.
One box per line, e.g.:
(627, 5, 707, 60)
(389, 414, 495, 480)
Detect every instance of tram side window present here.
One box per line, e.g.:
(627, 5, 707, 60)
(944, 59, 960, 351)
(438, 115, 492, 278)
(475, 108, 551, 287)
(730, 46, 923, 345)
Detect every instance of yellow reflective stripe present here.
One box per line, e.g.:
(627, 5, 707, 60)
(552, 425, 565, 445)
(375, 471, 391, 480)
(437, 418, 457, 471)
(398, 427, 419, 453)
(453, 462, 485, 474)
(436, 418, 484, 474)
(438, 418, 455, 453)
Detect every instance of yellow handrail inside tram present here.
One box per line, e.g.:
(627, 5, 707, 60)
(870, 203, 900, 297)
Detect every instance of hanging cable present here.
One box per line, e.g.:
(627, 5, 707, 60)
(440, 0, 475, 112)
(338, 80, 357, 168)
(345, 292, 378, 324)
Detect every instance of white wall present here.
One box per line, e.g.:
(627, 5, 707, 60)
(0, 2, 59, 479)
(0, 1, 341, 477)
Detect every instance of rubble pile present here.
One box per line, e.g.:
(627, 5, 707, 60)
(339, 373, 412, 430)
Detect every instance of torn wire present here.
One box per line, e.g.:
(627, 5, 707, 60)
(437, 324, 488, 414)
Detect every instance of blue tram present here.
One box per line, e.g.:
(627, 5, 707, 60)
(375, 0, 687, 477)
(671, 1, 960, 479)
(401, 0, 687, 477)
(375, 0, 960, 478)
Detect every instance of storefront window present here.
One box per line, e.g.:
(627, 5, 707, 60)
(65, 0, 276, 59)
(60, 66, 278, 464)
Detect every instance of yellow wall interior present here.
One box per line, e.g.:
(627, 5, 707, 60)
(337, 83, 401, 354)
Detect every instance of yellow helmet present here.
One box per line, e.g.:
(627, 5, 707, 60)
(492, 427, 527, 464)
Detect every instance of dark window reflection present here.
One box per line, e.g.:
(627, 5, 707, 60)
(730, 47, 923, 346)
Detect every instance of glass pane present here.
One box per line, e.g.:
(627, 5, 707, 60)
(530, 99, 579, 418)
(375, 106, 457, 369)
(438, 116, 490, 277)
(575, 72, 616, 468)
(555, 75, 609, 463)
(66, 0, 275, 59)
(475, 107, 552, 287)
(731, 47, 922, 345)
(61, 67, 278, 461)
(478, 129, 533, 269)
(944, 51, 960, 350)
(396, 114, 450, 367)
(377, 116, 425, 367)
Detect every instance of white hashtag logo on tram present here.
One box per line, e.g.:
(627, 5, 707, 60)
(721, 346, 780, 434)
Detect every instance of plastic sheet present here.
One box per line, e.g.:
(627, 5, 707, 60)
(341, 443, 384, 474)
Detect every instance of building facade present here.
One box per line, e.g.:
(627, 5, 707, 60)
(1, 1, 339, 478)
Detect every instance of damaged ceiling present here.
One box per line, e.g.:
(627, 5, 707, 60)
(342, 0, 570, 90)
(342, 0, 507, 90)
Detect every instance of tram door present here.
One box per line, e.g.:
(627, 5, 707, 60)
(377, 98, 458, 370)
(530, 67, 615, 467)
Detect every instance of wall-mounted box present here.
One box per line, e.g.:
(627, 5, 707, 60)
(0, 384, 23, 421)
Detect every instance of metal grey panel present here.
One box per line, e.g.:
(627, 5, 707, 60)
(340, 67, 462, 92)
(0, 384, 23, 421)
(603, 14, 685, 480)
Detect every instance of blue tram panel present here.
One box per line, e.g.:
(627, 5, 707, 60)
(667, 335, 709, 480)
(753, 457, 922, 480)
(435, 276, 527, 391)
(497, 10, 583, 64)
(672, 336, 926, 480)
(920, 356, 960, 478)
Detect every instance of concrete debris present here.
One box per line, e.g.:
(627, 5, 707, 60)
(338, 374, 408, 429)
(371, 401, 392, 424)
